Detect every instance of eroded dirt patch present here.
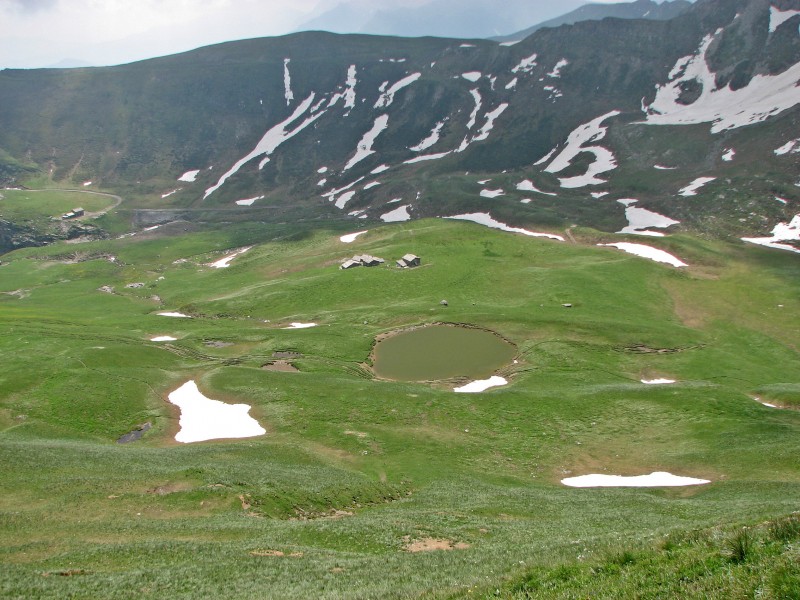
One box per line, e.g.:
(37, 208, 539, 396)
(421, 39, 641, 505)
(262, 360, 299, 372)
(249, 549, 304, 558)
(403, 537, 470, 552)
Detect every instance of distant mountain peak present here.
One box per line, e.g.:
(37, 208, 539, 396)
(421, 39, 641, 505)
(494, 0, 694, 42)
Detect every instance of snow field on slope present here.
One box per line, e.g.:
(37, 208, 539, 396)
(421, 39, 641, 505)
(374, 73, 421, 109)
(344, 114, 389, 171)
(204, 94, 323, 199)
(643, 32, 800, 133)
(544, 111, 621, 188)
(445, 212, 564, 241)
(598, 242, 687, 267)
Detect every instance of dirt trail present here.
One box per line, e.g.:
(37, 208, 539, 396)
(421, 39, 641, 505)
(20, 188, 123, 217)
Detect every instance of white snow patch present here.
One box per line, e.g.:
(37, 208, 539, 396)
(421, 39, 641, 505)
(404, 151, 452, 164)
(769, 5, 800, 33)
(344, 114, 389, 171)
(755, 397, 778, 408)
(374, 73, 421, 109)
(322, 177, 364, 205)
(328, 65, 358, 113)
(722, 148, 735, 162)
(547, 58, 569, 78)
(282, 322, 317, 329)
(178, 170, 200, 182)
(151, 336, 177, 342)
(520, 198, 532, 204)
(480, 188, 505, 198)
(161, 189, 181, 198)
(460, 44, 476, 48)
(478, 179, 491, 185)
(235, 196, 264, 206)
(82, 181, 92, 186)
(340, 230, 368, 243)
(512, 53, 538, 74)
(462, 71, 482, 82)
(499, 40, 520, 47)
(380, 204, 411, 222)
(544, 111, 620, 188)
(158, 312, 192, 318)
(618, 200, 680, 236)
(505, 77, 518, 90)
(371, 164, 390, 174)
(562, 472, 710, 488)
(410, 119, 446, 152)
(454, 376, 508, 393)
(387, 198, 403, 204)
(335, 190, 357, 210)
(445, 212, 565, 241)
(534, 148, 557, 166)
(598, 242, 687, 267)
(775, 197, 788, 205)
(363, 181, 381, 190)
(741, 214, 800, 254)
(775, 139, 799, 155)
(642, 378, 676, 385)
(205, 94, 324, 199)
(472, 103, 508, 144)
(465, 88, 482, 130)
(283, 58, 294, 105)
(168, 380, 266, 444)
(654, 164, 677, 170)
(318, 178, 327, 187)
(643, 33, 800, 133)
(679, 177, 716, 197)
(209, 247, 252, 269)
(517, 180, 557, 196)
(591, 191, 609, 199)
(458, 100, 507, 152)
(318, 166, 328, 174)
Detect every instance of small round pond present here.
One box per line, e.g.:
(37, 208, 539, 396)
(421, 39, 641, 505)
(372, 324, 516, 381)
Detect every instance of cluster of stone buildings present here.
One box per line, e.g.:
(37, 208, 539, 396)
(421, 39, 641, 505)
(340, 253, 421, 270)
(340, 254, 385, 269)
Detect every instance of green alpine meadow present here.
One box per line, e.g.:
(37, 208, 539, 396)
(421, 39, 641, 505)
(1, 0, 798, 597)
(1, 211, 798, 598)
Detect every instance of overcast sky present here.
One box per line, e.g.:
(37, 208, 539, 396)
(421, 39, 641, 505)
(0, 0, 647, 69)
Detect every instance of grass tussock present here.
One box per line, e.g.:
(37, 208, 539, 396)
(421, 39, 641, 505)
(473, 514, 800, 599)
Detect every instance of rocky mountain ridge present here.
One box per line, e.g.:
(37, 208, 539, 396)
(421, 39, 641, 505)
(0, 0, 797, 249)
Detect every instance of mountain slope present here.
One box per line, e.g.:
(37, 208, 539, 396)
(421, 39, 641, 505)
(298, 0, 588, 39)
(494, 0, 693, 43)
(0, 0, 797, 248)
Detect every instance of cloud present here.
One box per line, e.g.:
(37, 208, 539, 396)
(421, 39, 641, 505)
(1, 0, 58, 13)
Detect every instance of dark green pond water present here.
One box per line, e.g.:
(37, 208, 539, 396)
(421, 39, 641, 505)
(372, 325, 516, 381)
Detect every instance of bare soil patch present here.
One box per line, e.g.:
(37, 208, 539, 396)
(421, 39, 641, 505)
(204, 340, 234, 348)
(403, 537, 470, 552)
(262, 360, 299, 372)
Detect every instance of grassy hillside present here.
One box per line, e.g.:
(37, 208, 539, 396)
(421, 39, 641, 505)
(1, 218, 798, 598)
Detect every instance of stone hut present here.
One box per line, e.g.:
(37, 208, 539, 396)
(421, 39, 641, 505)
(396, 254, 421, 268)
(340, 254, 385, 269)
